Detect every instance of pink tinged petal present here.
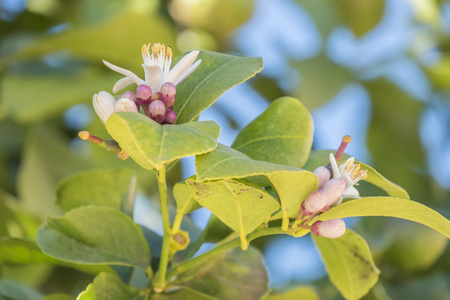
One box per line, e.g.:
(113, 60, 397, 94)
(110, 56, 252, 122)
(329, 153, 340, 178)
(313, 166, 331, 189)
(312, 219, 346, 238)
(143, 64, 162, 92)
(112, 77, 141, 94)
(92, 91, 116, 124)
(164, 109, 177, 124)
(165, 50, 200, 84)
(149, 100, 166, 124)
(173, 59, 202, 86)
(301, 190, 328, 215)
(103, 60, 144, 87)
(322, 178, 346, 207)
(114, 98, 139, 113)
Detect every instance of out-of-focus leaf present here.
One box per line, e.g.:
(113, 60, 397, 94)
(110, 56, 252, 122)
(383, 274, 449, 300)
(172, 247, 269, 300)
(0, 279, 42, 300)
(293, 55, 352, 109)
(57, 169, 136, 216)
(334, 0, 385, 37)
(304, 150, 410, 199)
(296, 0, 341, 38)
(77, 273, 140, 300)
(232, 97, 313, 168)
(153, 288, 216, 300)
(174, 51, 263, 124)
(195, 144, 298, 181)
(317, 197, 450, 238)
(384, 220, 448, 272)
(424, 55, 450, 90)
(41, 294, 75, 300)
(263, 286, 320, 300)
(107, 113, 219, 170)
(36, 206, 151, 270)
(314, 229, 379, 300)
(0, 237, 56, 264)
(364, 79, 430, 202)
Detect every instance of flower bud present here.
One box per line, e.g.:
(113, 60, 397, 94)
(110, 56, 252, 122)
(311, 219, 346, 238)
(92, 91, 116, 124)
(313, 166, 331, 189)
(114, 97, 139, 113)
(149, 100, 166, 123)
(121, 91, 137, 102)
(301, 190, 328, 215)
(164, 109, 177, 124)
(136, 84, 152, 105)
(322, 178, 346, 207)
(160, 82, 176, 108)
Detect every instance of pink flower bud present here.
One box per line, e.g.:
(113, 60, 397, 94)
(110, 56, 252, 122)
(164, 109, 177, 124)
(121, 91, 137, 102)
(313, 166, 331, 189)
(92, 91, 116, 124)
(114, 98, 139, 113)
(160, 82, 176, 108)
(311, 219, 346, 238)
(301, 190, 328, 215)
(136, 84, 152, 105)
(149, 100, 165, 124)
(322, 178, 346, 207)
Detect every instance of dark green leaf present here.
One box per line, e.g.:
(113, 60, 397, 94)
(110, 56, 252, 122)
(0, 279, 42, 300)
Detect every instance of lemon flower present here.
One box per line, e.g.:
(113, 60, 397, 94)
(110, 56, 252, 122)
(103, 43, 201, 94)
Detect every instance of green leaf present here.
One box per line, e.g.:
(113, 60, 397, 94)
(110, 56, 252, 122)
(57, 169, 137, 216)
(317, 197, 450, 238)
(0, 237, 56, 264)
(41, 294, 75, 300)
(77, 273, 141, 300)
(195, 144, 299, 181)
(0, 279, 42, 300)
(304, 150, 410, 199)
(187, 179, 279, 248)
(313, 229, 380, 300)
(172, 247, 269, 300)
(173, 181, 201, 215)
(174, 51, 263, 124)
(152, 288, 216, 300)
(232, 97, 313, 168)
(36, 206, 151, 269)
(263, 287, 320, 300)
(106, 112, 219, 170)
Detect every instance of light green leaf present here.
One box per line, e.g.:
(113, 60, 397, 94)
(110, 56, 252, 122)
(57, 169, 136, 216)
(0, 279, 42, 300)
(317, 197, 450, 238)
(153, 287, 216, 300)
(303, 150, 410, 199)
(174, 51, 263, 124)
(187, 179, 279, 248)
(0, 237, 56, 264)
(106, 112, 220, 170)
(41, 294, 75, 300)
(313, 229, 380, 300)
(232, 97, 313, 168)
(195, 144, 299, 181)
(36, 206, 151, 269)
(172, 247, 269, 300)
(173, 181, 201, 215)
(77, 273, 141, 300)
(263, 287, 320, 300)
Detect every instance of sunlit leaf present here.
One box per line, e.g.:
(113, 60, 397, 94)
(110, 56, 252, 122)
(77, 273, 141, 300)
(173, 181, 201, 215)
(263, 286, 320, 300)
(313, 229, 380, 300)
(232, 97, 313, 168)
(153, 287, 216, 300)
(174, 51, 263, 124)
(106, 112, 219, 170)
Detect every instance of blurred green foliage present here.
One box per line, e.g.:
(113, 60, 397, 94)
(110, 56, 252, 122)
(0, 0, 449, 298)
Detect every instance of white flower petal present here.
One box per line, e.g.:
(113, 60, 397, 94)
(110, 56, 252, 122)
(103, 60, 144, 86)
(174, 59, 202, 86)
(143, 64, 162, 92)
(92, 91, 116, 124)
(112, 77, 137, 94)
(165, 50, 199, 84)
(342, 186, 360, 199)
(329, 153, 340, 178)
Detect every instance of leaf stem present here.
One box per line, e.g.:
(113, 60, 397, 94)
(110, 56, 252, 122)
(154, 166, 172, 292)
(167, 227, 287, 280)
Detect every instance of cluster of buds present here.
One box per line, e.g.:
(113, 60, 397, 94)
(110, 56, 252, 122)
(92, 43, 201, 126)
(292, 136, 368, 239)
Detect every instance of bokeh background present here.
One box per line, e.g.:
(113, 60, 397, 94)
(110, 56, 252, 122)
(1, 0, 449, 298)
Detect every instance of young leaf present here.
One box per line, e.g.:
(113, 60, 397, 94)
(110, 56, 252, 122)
(187, 179, 279, 248)
(57, 169, 137, 216)
(0, 279, 42, 300)
(313, 229, 380, 300)
(106, 112, 219, 170)
(171, 247, 269, 300)
(36, 206, 151, 270)
(316, 197, 450, 238)
(195, 144, 299, 181)
(232, 97, 313, 168)
(263, 286, 320, 300)
(174, 51, 263, 124)
(304, 150, 409, 199)
(77, 273, 141, 300)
